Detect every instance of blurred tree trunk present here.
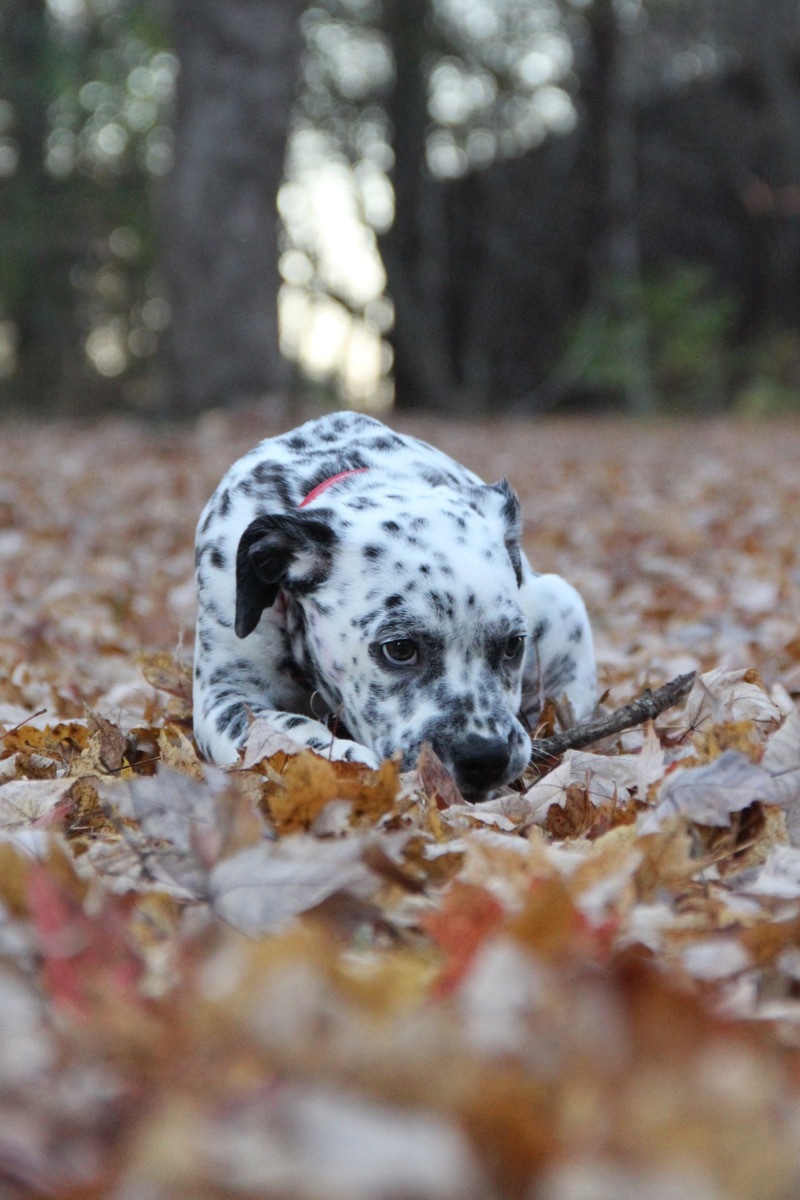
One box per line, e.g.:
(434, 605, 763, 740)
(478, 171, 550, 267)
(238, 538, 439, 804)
(727, 0, 800, 327)
(0, 0, 88, 410)
(601, 0, 656, 415)
(161, 0, 302, 415)
(379, 0, 481, 413)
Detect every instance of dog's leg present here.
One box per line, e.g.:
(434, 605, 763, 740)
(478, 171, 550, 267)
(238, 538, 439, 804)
(192, 615, 380, 768)
(518, 570, 597, 728)
(194, 696, 380, 768)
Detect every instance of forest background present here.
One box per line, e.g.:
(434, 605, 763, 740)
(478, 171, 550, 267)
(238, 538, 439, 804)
(4, 0, 800, 420)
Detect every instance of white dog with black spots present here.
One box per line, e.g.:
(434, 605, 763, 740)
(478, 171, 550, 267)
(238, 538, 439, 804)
(193, 411, 596, 799)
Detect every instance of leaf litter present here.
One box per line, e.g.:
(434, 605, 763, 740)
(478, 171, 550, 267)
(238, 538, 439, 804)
(1, 413, 800, 1197)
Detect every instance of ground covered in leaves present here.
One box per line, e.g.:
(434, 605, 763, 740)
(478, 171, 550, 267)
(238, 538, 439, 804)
(2, 408, 800, 1199)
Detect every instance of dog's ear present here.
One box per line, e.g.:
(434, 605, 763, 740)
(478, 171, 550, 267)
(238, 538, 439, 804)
(487, 479, 524, 586)
(235, 513, 337, 638)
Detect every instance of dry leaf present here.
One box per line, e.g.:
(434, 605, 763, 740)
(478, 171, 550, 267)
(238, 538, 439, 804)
(137, 650, 193, 702)
(640, 750, 781, 833)
(261, 751, 400, 832)
(424, 882, 505, 996)
(684, 668, 782, 740)
(241, 717, 307, 768)
(417, 743, 464, 810)
(0, 777, 77, 830)
(210, 836, 379, 934)
(3, 418, 800, 1199)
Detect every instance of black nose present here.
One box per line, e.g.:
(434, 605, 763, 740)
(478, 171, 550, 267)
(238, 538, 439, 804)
(452, 734, 512, 797)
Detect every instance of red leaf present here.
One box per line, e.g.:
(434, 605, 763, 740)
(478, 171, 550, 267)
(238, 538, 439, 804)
(27, 862, 144, 1016)
(424, 882, 505, 998)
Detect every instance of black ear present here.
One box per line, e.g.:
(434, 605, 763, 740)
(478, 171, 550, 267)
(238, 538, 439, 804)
(235, 513, 337, 638)
(489, 479, 523, 586)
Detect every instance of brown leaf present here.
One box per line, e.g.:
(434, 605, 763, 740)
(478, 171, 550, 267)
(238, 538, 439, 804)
(261, 752, 400, 833)
(136, 650, 193, 702)
(417, 743, 464, 809)
(158, 723, 205, 780)
(635, 818, 696, 901)
(0, 841, 32, 915)
(70, 710, 128, 776)
(543, 781, 596, 839)
(1, 721, 89, 762)
(509, 874, 583, 960)
(66, 774, 119, 844)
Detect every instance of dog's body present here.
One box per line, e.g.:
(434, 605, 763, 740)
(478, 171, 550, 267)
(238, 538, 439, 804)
(193, 411, 595, 798)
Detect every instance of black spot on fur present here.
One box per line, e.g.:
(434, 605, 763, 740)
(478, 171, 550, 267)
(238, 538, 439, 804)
(369, 435, 403, 452)
(215, 702, 245, 735)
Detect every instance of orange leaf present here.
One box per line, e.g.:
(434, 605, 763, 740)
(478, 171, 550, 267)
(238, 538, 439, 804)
(424, 882, 505, 997)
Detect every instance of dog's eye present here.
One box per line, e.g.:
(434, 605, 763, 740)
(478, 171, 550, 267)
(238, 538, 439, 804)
(381, 639, 418, 666)
(504, 634, 526, 662)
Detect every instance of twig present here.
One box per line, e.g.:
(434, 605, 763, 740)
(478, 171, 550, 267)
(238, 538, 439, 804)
(529, 671, 697, 763)
(0, 708, 47, 740)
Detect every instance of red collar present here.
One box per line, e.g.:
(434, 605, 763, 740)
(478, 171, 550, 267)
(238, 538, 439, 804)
(298, 467, 370, 508)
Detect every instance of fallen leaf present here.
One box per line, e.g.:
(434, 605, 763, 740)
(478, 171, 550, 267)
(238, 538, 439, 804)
(158, 724, 205, 780)
(210, 836, 379, 934)
(684, 668, 781, 741)
(762, 708, 800, 812)
(260, 752, 400, 833)
(417, 743, 464, 810)
(524, 749, 640, 828)
(0, 777, 77, 830)
(640, 750, 781, 833)
(137, 650, 193, 702)
(241, 717, 307, 768)
(424, 882, 505, 996)
(0, 721, 89, 762)
(742, 844, 800, 899)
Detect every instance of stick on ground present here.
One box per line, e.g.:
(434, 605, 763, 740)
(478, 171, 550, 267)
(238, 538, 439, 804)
(529, 671, 697, 764)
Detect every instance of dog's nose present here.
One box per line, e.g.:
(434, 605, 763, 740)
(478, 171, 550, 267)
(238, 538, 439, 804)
(452, 734, 513, 797)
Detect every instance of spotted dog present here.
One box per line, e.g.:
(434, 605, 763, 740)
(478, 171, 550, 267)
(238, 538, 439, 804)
(193, 411, 596, 799)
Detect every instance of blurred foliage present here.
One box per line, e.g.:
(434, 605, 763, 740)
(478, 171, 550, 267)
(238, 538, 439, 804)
(0, 0, 172, 413)
(735, 329, 800, 416)
(563, 266, 740, 413)
(3, 0, 800, 415)
(562, 265, 800, 416)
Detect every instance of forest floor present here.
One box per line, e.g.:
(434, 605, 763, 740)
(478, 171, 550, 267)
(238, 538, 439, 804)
(1, 409, 800, 1198)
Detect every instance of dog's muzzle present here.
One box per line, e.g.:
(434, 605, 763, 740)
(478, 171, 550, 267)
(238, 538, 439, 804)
(449, 732, 516, 798)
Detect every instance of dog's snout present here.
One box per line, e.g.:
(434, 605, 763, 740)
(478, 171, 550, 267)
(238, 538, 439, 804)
(452, 733, 513, 797)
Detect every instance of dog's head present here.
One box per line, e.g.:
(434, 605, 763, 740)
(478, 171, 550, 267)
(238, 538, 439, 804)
(235, 479, 531, 798)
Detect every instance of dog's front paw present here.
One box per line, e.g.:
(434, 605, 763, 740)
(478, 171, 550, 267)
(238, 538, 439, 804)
(242, 710, 381, 768)
(306, 732, 381, 769)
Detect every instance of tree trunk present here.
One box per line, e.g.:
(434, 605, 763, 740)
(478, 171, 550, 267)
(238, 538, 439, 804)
(379, 0, 482, 413)
(0, 0, 88, 411)
(600, 0, 656, 415)
(161, 0, 302, 415)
